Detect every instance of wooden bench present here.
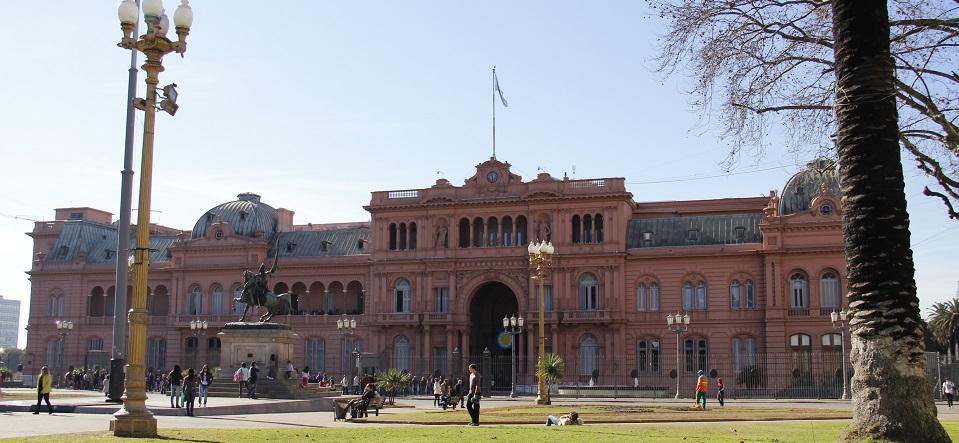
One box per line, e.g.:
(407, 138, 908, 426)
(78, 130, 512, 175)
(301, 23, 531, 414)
(353, 394, 385, 418)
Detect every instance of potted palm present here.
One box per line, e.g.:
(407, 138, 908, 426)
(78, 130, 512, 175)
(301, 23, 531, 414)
(535, 353, 565, 404)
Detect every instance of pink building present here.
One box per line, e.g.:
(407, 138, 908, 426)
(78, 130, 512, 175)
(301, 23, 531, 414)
(24, 157, 848, 397)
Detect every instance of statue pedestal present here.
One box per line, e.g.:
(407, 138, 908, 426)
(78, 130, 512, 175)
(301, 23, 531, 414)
(218, 322, 298, 372)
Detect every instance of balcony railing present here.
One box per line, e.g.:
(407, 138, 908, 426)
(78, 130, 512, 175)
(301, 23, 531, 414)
(788, 308, 811, 317)
(819, 308, 839, 317)
(563, 310, 611, 323)
(423, 312, 449, 323)
(376, 312, 419, 325)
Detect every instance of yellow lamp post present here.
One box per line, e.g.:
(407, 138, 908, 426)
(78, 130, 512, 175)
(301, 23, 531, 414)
(527, 240, 554, 405)
(110, 0, 193, 437)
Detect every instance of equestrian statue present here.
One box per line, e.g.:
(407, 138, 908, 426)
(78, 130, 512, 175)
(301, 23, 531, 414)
(235, 239, 299, 323)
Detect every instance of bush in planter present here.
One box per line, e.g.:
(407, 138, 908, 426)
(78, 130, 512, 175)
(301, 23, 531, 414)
(536, 353, 565, 403)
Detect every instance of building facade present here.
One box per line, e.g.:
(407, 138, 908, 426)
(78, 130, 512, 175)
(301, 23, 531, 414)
(0, 295, 21, 348)
(24, 158, 848, 396)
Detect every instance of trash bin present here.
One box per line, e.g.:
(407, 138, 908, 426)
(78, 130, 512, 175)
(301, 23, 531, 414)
(333, 399, 350, 421)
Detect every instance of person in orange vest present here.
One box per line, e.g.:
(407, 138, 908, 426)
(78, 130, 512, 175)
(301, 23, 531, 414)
(695, 370, 708, 410)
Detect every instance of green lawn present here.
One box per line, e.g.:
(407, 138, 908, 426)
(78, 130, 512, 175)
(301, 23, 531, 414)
(3, 421, 959, 442)
(357, 404, 851, 424)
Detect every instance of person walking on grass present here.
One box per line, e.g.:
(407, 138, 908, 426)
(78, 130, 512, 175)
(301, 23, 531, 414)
(168, 365, 183, 408)
(944, 377, 956, 408)
(466, 363, 481, 426)
(33, 366, 53, 415)
(695, 370, 708, 410)
(717, 377, 725, 407)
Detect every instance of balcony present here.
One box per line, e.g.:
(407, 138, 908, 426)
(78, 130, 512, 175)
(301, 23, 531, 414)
(423, 312, 450, 324)
(562, 310, 611, 323)
(819, 308, 839, 317)
(524, 311, 559, 323)
(375, 312, 419, 326)
(788, 308, 811, 317)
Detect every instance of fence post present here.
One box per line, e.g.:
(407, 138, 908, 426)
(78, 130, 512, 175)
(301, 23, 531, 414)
(481, 347, 491, 398)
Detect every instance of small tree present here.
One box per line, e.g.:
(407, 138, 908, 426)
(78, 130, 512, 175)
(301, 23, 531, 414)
(535, 353, 565, 404)
(374, 368, 410, 405)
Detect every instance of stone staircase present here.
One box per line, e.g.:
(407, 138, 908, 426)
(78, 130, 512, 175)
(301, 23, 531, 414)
(205, 376, 341, 400)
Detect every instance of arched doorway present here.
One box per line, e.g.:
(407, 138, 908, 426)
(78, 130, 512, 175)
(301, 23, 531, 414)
(469, 281, 520, 393)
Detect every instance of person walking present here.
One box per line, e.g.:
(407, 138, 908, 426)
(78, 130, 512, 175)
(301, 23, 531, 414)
(33, 366, 53, 415)
(455, 378, 466, 409)
(234, 362, 250, 398)
(433, 376, 442, 407)
(168, 365, 183, 408)
(198, 365, 214, 407)
(247, 361, 259, 399)
(341, 374, 349, 394)
(943, 377, 956, 407)
(716, 377, 725, 407)
(466, 363, 482, 426)
(695, 370, 708, 410)
(183, 368, 197, 417)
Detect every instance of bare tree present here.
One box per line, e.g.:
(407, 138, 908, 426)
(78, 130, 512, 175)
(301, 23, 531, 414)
(651, 0, 959, 219)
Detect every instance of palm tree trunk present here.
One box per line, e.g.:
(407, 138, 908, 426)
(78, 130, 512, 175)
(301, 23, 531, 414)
(832, 1, 948, 441)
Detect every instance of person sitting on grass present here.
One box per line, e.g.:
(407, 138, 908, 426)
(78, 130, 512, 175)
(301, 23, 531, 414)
(546, 410, 583, 426)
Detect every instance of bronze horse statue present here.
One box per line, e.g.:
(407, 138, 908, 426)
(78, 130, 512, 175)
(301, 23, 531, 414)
(234, 239, 299, 322)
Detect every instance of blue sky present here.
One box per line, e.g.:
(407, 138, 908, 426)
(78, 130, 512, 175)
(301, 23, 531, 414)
(1, 1, 956, 348)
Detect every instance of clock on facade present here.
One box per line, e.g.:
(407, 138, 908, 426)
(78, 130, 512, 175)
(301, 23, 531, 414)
(486, 171, 499, 183)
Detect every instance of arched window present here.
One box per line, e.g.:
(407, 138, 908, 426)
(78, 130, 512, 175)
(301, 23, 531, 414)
(231, 286, 245, 315)
(730, 280, 742, 309)
(393, 335, 411, 371)
(502, 216, 514, 247)
(696, 281, 707, 309)
(682, 282, 693, 310)
(399, 223, 408, 250)
(516, 216, 527, 245)
(636, 284, 647, 311)
(472, 218, 485, 247)
(649, 283, 660, 311)
(458, 218, 470, 248)
(683, 280, 707, 310)
(487, 217, 499, 247)
(579, 334, 599, 381)
(821, 333, 842, 350)
(744, 280, 756, 309)
(789, 333, 813, 381)
(409, 222, 417, 250)
(46, 338, 61, 370)
(88, 286, 105, 317)
(595, 214, 604, 243)
(820, 271, 840, 309)
(790, 272, 809, 308)
(583, 215, 593, 243)
(684, 337, 708, 372)
(48, 293, 64, 317)
(187, 286, 203, 315)
(147, 337, 167, 371)
(394, 279, 411, 313)
(637, 338, 660, 373)
(211, 285, 224, 315)
(152, 285, 169, 316)
(789, 333, 812, 349)
(306, 337, 326, 372)
(579, 273, 599, 310)
(105, 286, 116, 317)
(732, 336, 757, 372)
(572, 215, 581, 244)
(389, 223, 397, 250)
(87, 337, 104, 351)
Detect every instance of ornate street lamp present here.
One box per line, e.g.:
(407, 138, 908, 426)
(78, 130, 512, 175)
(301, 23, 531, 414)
(528, 240, 554, 404)
(502, 314, 525, 398)
(55, 320, 74, 380)
(189, 320, 208, 369)
(666, 313, 690, 399)
(112, 0, 193, 437)
(831, 310, 850, 400)
(338, 315, 359, 380)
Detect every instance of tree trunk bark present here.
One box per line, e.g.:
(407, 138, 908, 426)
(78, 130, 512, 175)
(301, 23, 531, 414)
(832, 1, 949, 441)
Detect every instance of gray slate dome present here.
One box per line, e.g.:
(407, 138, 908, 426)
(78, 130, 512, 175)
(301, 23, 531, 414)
(780, 159, 841, 216)
(191, 193, 278, 239)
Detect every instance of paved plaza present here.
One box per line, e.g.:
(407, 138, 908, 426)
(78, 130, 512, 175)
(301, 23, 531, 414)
(2, 389, 959, 439)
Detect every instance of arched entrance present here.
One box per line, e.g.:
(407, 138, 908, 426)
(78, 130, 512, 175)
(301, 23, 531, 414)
(469, 281, 520, 393)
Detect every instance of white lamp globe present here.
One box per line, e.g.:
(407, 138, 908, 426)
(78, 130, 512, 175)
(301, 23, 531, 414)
(527, 242, 536, 254)
(173, 0, 193, 28)
(142, 0, 163, 17)
(118, 0, 139, 24)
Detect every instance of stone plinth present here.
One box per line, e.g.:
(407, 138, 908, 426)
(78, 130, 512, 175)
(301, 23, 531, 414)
(218, 322, 298, 372)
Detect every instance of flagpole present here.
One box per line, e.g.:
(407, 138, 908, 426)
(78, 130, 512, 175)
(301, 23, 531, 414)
(492, 66, 496, 159)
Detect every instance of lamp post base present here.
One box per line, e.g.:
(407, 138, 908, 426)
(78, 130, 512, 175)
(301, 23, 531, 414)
(535, 396, 551, 405)
(105, 358, 125, 404)
(110, 410, 157, 437)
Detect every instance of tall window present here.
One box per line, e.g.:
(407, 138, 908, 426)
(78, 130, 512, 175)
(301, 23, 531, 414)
(306, 338, 326, 372)
(458, 218, 470, 248)
(579, 334, 599, 380)
(684, 338, 708, 372)
(649, 283, 660, 311)
(636, 282, 660, 311)
(583, 215, 593, 243)
(87, 337, 104, 351)
(435, 287, 449, 313)
(579, 273, 599, 310)
(820, 271, 840, 309)
(389, 223, 397, 250)
(821, 333, 842, 350)
(187, 286, 203, 315)
(595, 214, 604, 243)
(516, 216, 527, 245)
(48, 293, 64, 316)
(487, 217, 499, 247)
(744, 280, 756, 309)
(432, 347, 448, 376)
(394, 279, 411, 313)
(502, 216, 514, 246)
(232, 286, 245, 315)
(789, 333, 813, 380)
(790, 272, 809, 308)
(730, 280, 742, 309)
(409, 222, 417, 250)
(152, 285, 169, 316)
(399, 223, 408, 250)
(572, 215, 582, 244)
(89, 286, 105, 317)
(544, 285, 554, 311)
(637, 338, 660, 373)
(147, 337, 167, 371)
(683, 280, 707, 310)
(211, 286, 224, 315)
(393, 336, 411, 371)
(733, 336, 757, 372)
(46, 339, 61, 370)
(637, 284, 648, 311)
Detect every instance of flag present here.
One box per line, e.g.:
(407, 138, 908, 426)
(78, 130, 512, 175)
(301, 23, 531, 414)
(494, 71, 508, 107)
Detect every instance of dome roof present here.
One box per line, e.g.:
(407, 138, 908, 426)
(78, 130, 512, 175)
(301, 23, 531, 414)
(191, 193, 278, 239)
(780, 159, 841, 216)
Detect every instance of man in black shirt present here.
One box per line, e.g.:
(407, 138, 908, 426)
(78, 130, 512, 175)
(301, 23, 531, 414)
(247, 361, 259, 399)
